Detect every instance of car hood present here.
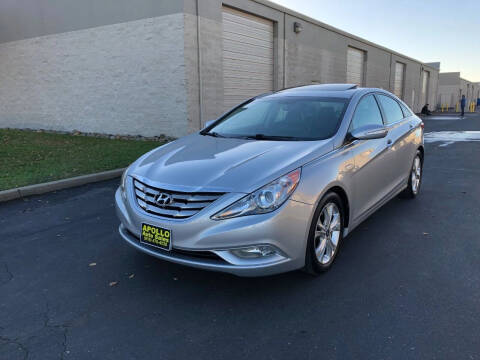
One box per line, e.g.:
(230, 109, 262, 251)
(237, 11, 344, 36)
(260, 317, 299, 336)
(130, 133, 333, 193)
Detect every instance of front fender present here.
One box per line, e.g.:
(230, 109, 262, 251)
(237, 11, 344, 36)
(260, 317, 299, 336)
(291, 147, 354, 226)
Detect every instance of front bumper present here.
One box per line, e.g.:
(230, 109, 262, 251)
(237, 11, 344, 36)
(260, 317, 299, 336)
(115, 182, 314, 277)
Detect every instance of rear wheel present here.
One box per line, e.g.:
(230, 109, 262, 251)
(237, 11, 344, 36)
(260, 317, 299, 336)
(304, 192, 344, 275)
(400, 150, 423, 199)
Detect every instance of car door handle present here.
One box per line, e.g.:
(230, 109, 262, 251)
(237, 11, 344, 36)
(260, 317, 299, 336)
(387, 139, 393, 146)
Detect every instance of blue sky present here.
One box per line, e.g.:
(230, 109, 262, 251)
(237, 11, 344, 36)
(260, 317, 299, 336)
(271, 0, 480, 81)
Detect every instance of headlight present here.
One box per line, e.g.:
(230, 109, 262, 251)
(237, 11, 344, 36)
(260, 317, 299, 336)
(212, 168, 301, 220)
(120, 165, 131, 196)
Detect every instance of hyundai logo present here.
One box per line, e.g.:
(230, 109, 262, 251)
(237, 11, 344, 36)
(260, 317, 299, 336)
(154, 193, 173, 207)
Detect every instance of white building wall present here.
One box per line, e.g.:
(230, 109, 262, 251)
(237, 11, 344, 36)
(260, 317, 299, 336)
(0, 0, 442, 136)
(0, 14, 190, 137)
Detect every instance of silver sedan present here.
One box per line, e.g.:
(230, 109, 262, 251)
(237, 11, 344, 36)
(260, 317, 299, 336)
(115, 84, 424, 276)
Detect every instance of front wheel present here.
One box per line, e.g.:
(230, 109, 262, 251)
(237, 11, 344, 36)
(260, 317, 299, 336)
(304, 192, 344, 275)
(400, 150, 423, 199)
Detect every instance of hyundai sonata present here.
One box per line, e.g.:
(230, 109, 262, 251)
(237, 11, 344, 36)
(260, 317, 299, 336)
(115, 84, 424, 276)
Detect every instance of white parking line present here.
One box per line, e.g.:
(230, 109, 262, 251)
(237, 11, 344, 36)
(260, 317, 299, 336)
(424, 131, 480, 147)
(424, 116, 462, 121)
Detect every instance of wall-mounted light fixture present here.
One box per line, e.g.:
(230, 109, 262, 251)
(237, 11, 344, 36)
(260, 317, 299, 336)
(293, 22, 303, 34)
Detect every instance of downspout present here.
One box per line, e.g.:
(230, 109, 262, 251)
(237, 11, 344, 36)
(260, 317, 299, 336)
(283, 12, 286, 89)
(388, 53, 392, 92)
(418, 66, 423, 113)
(196, 0, 204, 129)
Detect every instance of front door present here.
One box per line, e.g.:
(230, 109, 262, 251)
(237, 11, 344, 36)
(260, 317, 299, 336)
(348, 94, 396, 222)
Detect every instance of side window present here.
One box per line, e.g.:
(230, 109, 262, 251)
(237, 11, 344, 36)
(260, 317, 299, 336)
(377, 95, 404, 124)
(350, 94, 384, 131)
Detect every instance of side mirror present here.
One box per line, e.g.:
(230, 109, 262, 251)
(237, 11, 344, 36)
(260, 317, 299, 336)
(203, 120, 215, 129)
(350, 124, 388, 140)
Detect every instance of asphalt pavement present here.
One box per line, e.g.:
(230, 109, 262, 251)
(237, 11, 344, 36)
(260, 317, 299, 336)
(1, 113, 480, 360)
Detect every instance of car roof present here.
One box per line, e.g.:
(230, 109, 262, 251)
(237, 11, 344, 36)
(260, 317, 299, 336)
(263, 84, 388, 100)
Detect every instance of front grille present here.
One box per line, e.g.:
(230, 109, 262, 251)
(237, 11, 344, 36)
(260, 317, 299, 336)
(133, 179, 224, 219)
(171, 248, 224, 261)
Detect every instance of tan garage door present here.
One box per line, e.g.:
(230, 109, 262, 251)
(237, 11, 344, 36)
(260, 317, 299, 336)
(394, 62, 405, 99)
(222, 6, 274, 111)
(346, 47, 365, 86)
(420, 70, 430, 107)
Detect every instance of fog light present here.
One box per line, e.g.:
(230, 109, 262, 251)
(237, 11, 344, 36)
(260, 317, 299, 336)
(230, 245, 277, 259)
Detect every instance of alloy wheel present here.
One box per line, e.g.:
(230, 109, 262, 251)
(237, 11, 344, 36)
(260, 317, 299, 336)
(411, 156, 422, 194)
(314, 202, 341, 265)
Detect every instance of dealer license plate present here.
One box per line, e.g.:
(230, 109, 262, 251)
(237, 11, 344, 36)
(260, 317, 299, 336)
(140, 223, 172, 251)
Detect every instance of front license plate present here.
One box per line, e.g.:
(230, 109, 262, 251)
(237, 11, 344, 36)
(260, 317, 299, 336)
(140, 223, 172, 251)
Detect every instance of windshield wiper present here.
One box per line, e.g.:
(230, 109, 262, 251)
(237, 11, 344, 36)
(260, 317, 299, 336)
(203, 131, 226, 138)
(203, 132, 303, 140)
(242, 134, 301, 141)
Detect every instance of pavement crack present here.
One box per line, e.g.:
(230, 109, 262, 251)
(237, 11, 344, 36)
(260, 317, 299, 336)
(42, 301, 70, 359)
(60, 327, 69, 360)
(0, 335, 30, 360)
(1, 263, 14, 285)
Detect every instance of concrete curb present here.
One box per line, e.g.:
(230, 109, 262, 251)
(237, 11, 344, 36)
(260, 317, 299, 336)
(0, 168, 125, 203)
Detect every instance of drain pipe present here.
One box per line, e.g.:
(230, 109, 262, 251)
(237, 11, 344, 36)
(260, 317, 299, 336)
(388, 53, 393, 92)
(196, 0, 204, 130)
(283, 12, 286, 89)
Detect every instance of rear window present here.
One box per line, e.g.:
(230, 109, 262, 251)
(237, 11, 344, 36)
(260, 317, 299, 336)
(208, 97, 349, 140)
(399, 102, 413, 117)
(377, 94, 404, 124)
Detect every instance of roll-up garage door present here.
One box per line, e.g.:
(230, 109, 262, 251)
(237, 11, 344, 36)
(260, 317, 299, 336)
(346, 47, 365, 86)
(420, 70, 429, 106)
(394, 62, 405, 99)
(222, 6, 274, 111)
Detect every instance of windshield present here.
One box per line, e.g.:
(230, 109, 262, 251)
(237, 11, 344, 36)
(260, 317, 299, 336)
(205, 96, 348, 140)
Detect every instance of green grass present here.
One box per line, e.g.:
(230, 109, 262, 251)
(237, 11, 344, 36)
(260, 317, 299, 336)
(0, 129, 167, 191)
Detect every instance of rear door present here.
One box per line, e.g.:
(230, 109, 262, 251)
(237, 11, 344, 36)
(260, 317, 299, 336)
(376, 94, 413, 189)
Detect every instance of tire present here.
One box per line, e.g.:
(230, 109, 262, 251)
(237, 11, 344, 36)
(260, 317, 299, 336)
(304, 192, 345, 275)
(399, 150, 423, 199)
